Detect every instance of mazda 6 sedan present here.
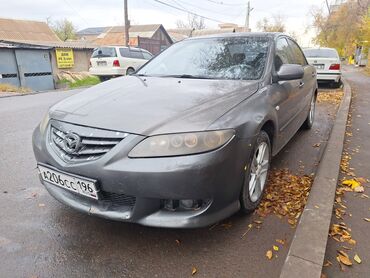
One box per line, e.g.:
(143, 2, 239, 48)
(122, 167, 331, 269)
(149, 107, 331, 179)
(33, 33, 317, 228)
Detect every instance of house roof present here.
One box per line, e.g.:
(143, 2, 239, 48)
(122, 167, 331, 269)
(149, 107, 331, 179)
(0, 39, 97, 50)
(77, 27, 109, 36)
(92, 24, 172, 45)
(167, 28, 242, 42)
(0, 18, 61, 43)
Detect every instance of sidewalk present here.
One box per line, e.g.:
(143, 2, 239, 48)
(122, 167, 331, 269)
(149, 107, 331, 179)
(323, 67, 370, 277)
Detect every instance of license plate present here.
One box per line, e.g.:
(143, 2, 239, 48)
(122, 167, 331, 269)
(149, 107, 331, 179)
(38, 164, 99, 200)
(97, 61, 107, 66)
(313, 64, 324, 70)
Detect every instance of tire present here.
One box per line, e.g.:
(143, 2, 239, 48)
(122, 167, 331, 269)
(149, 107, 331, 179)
(126, 68, 135, 75)
(240, 130, 271, 214)
(302, 94, 316, 130)
(98, 76, 110, 82)
(331, 79, 341, 89)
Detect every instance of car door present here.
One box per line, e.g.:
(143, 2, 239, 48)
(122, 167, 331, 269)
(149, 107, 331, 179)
(272, 37, 301, 150)
(286, 38, 315, 124)
(129, 49, 145, 69)
(119, 47, 131, 72)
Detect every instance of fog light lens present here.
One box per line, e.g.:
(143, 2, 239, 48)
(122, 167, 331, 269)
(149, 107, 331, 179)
(179, 199, 196, 209)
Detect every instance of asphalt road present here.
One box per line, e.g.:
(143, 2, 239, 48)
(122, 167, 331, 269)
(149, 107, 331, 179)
(0, 86, 337, 278)
(323, 67, 370, 277)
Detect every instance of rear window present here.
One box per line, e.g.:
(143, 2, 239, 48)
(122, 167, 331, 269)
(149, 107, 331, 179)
(303, 49, 338, 58)
(92, 47, 117, 58)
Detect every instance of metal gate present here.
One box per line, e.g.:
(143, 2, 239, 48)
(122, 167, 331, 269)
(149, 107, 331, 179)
(0, 49, 20, 87)
(15, 49, 54, 91)
(137, 37, 161, 55)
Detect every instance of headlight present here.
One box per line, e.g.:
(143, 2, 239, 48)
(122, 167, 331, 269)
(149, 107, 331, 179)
(129, 130, 235, 158)
(39, 112, 50, 133)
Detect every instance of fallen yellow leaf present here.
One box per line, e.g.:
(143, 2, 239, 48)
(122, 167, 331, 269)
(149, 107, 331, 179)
(266, 250, 273, 260)
(338, 250, 349, 258)
(354, 186, 365, 193)
(273, 245, 279, 251)
(323, 260, 332, 267)
(338, 254, 352, 266)
(354, 186, 364, 193)
(191, 267, 197, 276)
(342, 179, 360, 189)
(354, 254, 362, 264)
(241, 224, 253, 238)
(363, 218, 370, 222)
(357, 177, 367, 184)
(276, 239, 285, 245)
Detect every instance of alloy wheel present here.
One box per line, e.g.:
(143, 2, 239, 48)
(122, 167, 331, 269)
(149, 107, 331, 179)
(249, 142, 270, 202)
(309, 96, 315, 125)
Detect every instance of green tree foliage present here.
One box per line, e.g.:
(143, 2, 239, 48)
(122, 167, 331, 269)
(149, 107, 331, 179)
(312, 0, 370, 57)
(48, 18, 77, 41)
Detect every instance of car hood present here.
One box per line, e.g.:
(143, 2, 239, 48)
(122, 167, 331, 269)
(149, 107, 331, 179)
(50, 76, 259, 135)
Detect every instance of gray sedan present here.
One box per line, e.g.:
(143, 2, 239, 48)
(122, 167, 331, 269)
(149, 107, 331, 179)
(32, 33, 317, 228)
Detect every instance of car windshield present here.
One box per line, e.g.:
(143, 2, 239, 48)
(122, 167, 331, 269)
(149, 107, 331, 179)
(137, 37, 270, 80)
(92, 47, 117, 58)
(303, 48, 338, 58)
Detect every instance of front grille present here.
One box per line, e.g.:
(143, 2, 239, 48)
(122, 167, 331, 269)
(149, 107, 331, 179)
(50, 120, 128, 162)
(100, 191, 136, 209)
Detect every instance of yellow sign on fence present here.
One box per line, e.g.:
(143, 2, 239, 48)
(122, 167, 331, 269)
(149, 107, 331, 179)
(55, 48, 74, 69)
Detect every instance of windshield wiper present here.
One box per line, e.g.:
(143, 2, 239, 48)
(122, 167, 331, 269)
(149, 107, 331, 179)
(163, 74, 216, 80)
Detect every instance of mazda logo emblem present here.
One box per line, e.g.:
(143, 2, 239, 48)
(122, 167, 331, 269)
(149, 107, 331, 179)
(63, 132, 82, 154)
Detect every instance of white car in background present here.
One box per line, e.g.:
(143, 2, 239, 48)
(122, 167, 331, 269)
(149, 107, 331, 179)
(303, 47, 342, 88)
(89, 46, 153, 81)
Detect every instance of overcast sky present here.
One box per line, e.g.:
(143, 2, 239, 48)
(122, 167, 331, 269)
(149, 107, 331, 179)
(0, 0, 331, 46)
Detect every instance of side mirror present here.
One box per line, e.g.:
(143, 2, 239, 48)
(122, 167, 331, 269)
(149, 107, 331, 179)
(277, 64, 304, 81)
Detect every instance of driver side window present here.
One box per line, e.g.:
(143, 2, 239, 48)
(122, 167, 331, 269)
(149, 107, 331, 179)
(275, 38, 291, 71)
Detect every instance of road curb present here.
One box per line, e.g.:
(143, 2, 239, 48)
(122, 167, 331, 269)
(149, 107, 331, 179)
(280, 80, 352, 278)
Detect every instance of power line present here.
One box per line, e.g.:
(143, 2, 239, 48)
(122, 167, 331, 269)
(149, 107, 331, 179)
(152, 0, 225, 23)
(60, 0, 89, 26)
(172, 0, 243, 17)
(205, 0, 245, 6)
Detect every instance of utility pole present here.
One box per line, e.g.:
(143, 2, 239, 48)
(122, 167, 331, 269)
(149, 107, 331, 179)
(124, 0, 130, 46)
(325, 0, 331, 14)
(245, 1, 253, 32)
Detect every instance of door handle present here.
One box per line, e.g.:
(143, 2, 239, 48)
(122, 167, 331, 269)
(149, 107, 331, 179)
(299, 81, 305, 88)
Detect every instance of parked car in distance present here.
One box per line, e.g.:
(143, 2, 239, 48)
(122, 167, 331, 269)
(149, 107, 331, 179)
(303, 47, 342, 88)
(89, 46, 153, 81)
(33, 33, 318, 228)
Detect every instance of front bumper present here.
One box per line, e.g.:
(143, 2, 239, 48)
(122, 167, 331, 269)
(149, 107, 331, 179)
(32, 125, 254, 228)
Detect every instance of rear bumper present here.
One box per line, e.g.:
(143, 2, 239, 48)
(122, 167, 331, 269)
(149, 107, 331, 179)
(89, 67, 126, 76)
(317, 72, 341, 82)
(33, 125, 254, 228)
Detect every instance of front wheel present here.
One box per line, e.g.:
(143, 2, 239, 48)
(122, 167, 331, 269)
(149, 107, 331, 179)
(240, 131, 271, 213)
